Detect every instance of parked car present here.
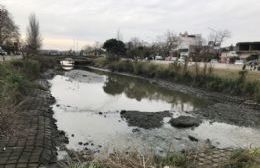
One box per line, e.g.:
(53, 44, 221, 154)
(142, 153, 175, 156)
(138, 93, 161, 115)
(0, 48, 7, 56)
(177, 58, 185, 64)
(155, 56, 163, 60)
(234, 60, 245, 65)
(165, 56, 177, 61)
(210, 59, 218, 64)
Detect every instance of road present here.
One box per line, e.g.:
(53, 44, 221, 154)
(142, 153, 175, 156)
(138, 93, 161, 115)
(151, 60, 259, 71)
(0, 55, 23, 62)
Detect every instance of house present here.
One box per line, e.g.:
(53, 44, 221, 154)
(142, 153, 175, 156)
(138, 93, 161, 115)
(236, 42, 260, 61)
(220, 51, 238, 63)
(170, 32, 202, 60)
(220, 46, 238, 63)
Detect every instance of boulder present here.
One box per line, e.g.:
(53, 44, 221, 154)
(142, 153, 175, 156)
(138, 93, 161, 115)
(169, 116, 201, 128)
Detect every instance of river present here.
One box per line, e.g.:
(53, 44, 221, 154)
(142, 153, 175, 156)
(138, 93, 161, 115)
(50, 68, 260, 156)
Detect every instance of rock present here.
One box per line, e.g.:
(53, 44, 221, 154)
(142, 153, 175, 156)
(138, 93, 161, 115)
(188, 135, 199, 142)
(56, 104, 60, 107)
(78, 142, 83, 145)
(174, 137, 182, 140)
(84, 142, 89, 146)
(169, 116, 201, 128)
(132, 128, 140, 133)
(71, 134, 75, 137)
(91, 143, 94, 146)
(121, 110, 126, 114)
(58, 130, 66, 136)
(98, 145, 102, 148)
(98, 112, 103, 115)
(120, 110, 171, 129)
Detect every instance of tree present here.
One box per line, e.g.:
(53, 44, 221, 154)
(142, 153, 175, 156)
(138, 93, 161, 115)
(26, 13, 41, 55)
(0, 5, 19, 49)
(208, 29, 231, 48)
(126, 37, 151, 59)
(153, 31, 179, 57)
(103, 39, 126, 60)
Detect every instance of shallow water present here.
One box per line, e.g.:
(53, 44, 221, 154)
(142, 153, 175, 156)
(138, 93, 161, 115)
(50, 69, 260, 155)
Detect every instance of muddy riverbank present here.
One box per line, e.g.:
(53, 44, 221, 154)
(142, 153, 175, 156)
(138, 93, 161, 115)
(50, 68, 260, 163)
(87, 66, 260, 128)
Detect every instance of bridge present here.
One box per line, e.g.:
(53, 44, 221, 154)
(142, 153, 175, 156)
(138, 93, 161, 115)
(45, 55, 94, 65)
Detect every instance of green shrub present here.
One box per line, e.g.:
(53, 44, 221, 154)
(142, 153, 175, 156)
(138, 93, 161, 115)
(0, 59, 41, 105)
(9, 59, 41, 80)
(155, 65, 169, 79)
(144, 63, 157, 77)
(0, 66, 30, 105)
(35, 56, 57, 71)
(243, 82, 258, 96)
(133, 62, 144, 75)
(94, 57, 110, 68)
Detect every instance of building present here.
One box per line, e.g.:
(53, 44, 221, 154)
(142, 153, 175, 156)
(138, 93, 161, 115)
(219, 45, 238, 63)
(236, 42, 260, 61)
(170, 32, 203, 59)
(220, 51, 238, 63)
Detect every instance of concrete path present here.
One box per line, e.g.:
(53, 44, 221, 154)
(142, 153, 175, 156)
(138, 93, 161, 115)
(0, 55, 23, 62)
(0, 87, 58, 168)
(188, 148, 233, 168)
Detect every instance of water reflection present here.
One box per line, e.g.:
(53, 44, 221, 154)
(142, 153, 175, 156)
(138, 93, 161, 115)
(101, 71, 209, 112)
(51, 69, 260, 155)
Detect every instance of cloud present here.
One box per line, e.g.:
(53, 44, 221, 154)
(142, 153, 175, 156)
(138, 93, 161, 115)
(1, 0, 260, 50)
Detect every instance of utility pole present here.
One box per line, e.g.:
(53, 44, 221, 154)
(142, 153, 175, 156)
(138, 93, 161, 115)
(116, 29, 123, 41)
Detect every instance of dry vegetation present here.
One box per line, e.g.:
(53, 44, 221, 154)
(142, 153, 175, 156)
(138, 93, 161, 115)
(94, 57, 260, 103)
(61, 148, 260, 168)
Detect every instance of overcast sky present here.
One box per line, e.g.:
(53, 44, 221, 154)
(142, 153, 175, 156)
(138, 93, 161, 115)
(1, 0, 260, 50)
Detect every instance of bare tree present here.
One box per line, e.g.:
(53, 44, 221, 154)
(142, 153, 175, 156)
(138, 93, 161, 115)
(26, 13, 41, 55)
(208, 28, 231, 48)
(0, 5, 19, 47)
(153, 31, 179, 57)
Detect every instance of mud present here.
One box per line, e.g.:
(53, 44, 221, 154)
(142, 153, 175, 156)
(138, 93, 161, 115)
(194, 103, 260, 127)
(88, 66, 260, 128)
(169, 116, 202, 128)
(120, 110, 171, 129)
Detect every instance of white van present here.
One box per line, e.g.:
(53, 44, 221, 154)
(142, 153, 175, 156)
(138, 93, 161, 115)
(155, 56, 164, 60)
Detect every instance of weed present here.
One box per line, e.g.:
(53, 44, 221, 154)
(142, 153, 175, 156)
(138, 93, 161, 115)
(225, 148, 260, 168)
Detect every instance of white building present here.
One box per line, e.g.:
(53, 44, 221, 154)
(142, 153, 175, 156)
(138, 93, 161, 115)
(172, 32, 203, 59)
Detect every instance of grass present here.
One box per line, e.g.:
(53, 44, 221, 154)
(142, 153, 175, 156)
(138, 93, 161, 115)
(212, 69, 260, 82)
(0, 57, 59, 137)
(224, 148, 260, 168)
(61, 150, 189, 168)
(61, 148, 260, 168)
(93, 57, 260, 103)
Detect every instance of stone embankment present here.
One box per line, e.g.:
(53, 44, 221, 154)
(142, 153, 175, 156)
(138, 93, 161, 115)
(0, 70, 60, 168)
